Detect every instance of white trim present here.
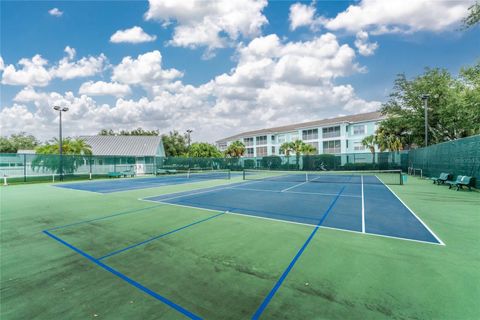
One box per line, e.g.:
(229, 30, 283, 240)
(361, 175, 365, 233)
(376, 177, 445, 246)
(142, 194, 444, 246)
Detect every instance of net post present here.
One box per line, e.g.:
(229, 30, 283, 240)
(23, 154, 27, 182)
(243, 169, 246, 180)
(400, 170, 403, 185)
(3, 175, 7, 186)
(228, 169, 231, 179)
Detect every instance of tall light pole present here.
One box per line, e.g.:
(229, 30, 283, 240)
(421, 94, 430, 147)
(186, 129, 193, 148)
(53, 106, 69, 181)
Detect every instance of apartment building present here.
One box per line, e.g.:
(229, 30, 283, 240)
(216, 111, 384, 157)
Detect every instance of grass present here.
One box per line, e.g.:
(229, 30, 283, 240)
(1, 176, 479, 319)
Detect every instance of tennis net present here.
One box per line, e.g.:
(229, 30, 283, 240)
(243, 169, 403, 185)
(178, 169, 231, 180)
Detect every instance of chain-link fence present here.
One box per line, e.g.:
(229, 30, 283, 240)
(1, 151, 408, 184)
(408, 135, 480, 187)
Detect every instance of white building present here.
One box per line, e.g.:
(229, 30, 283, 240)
(216, 111, 384, 157)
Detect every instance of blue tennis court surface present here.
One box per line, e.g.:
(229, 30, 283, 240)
(55, 173, 239, 193)
(144, 177, 443, 245)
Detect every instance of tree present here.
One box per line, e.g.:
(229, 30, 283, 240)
(35, 138, 92, 155)
(161, 131, 189, 156)
(361, 135, 377, 164)
(33, 138, 92, 175)
(0, 132, 39, 153)
(0, 137, 16, 153)
(379, 64, 480, 147)
(187, 143, 222, 158)
(98, 128, 159, 136)
(375, 128, 404, 152)
(463, 1, 480, 29)
(224, 141, 245, 157)
(281, 140, 316, 169)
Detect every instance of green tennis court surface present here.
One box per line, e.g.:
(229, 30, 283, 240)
(1, 176, 479, 319)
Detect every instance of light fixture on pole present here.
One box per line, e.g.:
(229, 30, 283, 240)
(421, 94, 430, 147)
(53, 106, 69, 181)
(186, 129, 193, 148)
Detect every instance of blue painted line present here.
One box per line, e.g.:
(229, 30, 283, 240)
(251, 187, 345, 320)
(98, 211, 226, 260)
(47, 204, 165, 231)
(43, 230, 202, 320)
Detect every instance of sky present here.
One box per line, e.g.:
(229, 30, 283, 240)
(0, 0, 479, 143)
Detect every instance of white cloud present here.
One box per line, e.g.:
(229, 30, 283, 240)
(289, 2, 315, 30)
(1, 34, 380, 143)
(1, 55, 52, 87)
(354, 31, 378, 56)
(289, 2, 325, 31)
(144, 0, 268, 54)
(48, 8, 63, 17)
(110, 26, 157, 44)
(323, 0, 473, 34)
(112, 50, 183, 86)
(64, 46, 76, 60)
(1, 48, 106, 86)
(50, 47, 106, 80)
(0, 56, 4, 71)
(79, 81, 131, 97)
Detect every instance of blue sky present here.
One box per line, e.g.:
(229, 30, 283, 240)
(1, 0, 478, 142)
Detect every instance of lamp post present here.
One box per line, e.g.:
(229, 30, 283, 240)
(53, 106, 69, 181)
(186, 129, 193, 148)
(421, 94, 430, 147)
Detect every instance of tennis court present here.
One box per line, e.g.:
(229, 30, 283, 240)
(144, 170, 443, 244)
(55, 169, 234, 193)
(3, 168, 479, 319)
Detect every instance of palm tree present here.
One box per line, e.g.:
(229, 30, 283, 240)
(224, 140, 245, 158)
(361, 135, 377, 165)
(280, 142, 293, 166)
(301, 143, 317, 155)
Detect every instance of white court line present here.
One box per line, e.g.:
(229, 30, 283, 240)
(361, 175, 365, 233)
(148, 199, 444, 246)
(377, 178, 445, 246)
(280, 180, 309, 192)
(231, 186, 361, 198)
(142, 179, 265, 202)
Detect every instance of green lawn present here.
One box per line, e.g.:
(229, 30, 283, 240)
(1, 177, 479, 319)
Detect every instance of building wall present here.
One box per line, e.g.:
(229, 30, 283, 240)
(218, 119, 380, 157)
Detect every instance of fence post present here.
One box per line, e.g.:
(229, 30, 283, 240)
(89, 155, 93, 179)
(23, 154, 27, 182)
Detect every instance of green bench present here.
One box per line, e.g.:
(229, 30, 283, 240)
(107, 172, 123, 178)
(431, 172, 451, 185)
(446, 175, 475, 191)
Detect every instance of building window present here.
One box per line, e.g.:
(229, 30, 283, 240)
(256, 136, 267, 145)
(278, 135, 286, 144)
(322, 126, 340, 138)
(271, 135, 275, 142)
(244, 137, 253, 146)
(353, 141, 365, 151)
(290, 133, 299, 142)
(302, 129, 318, 140)
(256, 146, 267, 157)
(271, 146, 276, 155)
(323, 140, 341, 154)
(246, 148, 254, 157)
(352, 125, 365, 135)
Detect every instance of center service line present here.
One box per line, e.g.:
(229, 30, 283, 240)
(251, 186, 346, 319)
